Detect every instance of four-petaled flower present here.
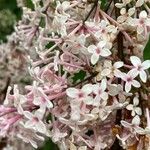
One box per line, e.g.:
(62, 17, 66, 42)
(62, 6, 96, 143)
(126, 96, 142, 116)
(130, 56, 150, 82)
(92, 79, 108, 106)
(88, 41, 111, 65)
(66, 84, 93, 105)
(101, 60, 124, 78)
(120, 71, 141, 93)
(24, 110, 47, 134)
(134, 11, 150, 34)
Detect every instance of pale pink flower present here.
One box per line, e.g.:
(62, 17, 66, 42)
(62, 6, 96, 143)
(66, 84, 93, 105)
(134, 11, 150, 34)
(17, 126, 44, 148)
(121, 117, 145, 135)
(24, 110, 47, 134)
(130, 56, 150, 82)
(121, 71, 141, 93)
(88, 41, 111, 65)
(92, 79, 108, 106)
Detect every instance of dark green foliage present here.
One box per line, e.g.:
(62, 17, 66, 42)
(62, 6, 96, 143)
(144, 37, 150, 60)
(24, 0, 34, 10)
(0, 0, 22, 41)
(72, 70, 86, 84)
(38, 139, 59, 150)
(99, 0, 107, 9)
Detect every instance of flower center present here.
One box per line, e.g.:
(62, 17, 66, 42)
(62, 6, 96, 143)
(96, 48, 101, 54)
(33, 117, 39, 122)
(127, 77, 132, 82)
(137, 65, 142, 71)
(139, 19, 145, 25)
(78, 92, 84, 98)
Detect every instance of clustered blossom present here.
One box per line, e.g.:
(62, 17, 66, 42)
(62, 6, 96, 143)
(0, 0, 150, 150)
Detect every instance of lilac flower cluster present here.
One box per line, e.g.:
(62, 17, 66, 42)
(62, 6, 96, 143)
(0, 0, 150, 149)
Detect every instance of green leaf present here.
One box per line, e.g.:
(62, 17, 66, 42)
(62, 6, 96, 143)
(99, 0, 107, 9)
(72, 70, 86, 84)
(38, 139, 59, 150)
(143, 37, 150, 60)
(24, 0, 34, 10)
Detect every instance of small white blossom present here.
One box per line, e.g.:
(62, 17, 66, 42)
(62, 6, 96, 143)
(130, 56, 150, 82)
(120, 71, 141, 93)
(88, 41, 111, 65)
(92, 79, 108, 106)
(101, 60, 123, 78)
(126, 96, 142, 116)
(66, 84, 93, 105)
(133, 11, 150, 34)
(24, 110, 47, 134)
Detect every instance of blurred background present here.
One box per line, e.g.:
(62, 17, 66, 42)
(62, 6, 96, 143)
(0, 0, 58, 149)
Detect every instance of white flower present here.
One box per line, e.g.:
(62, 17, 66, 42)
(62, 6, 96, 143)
(107, 84, 132, 102)
(88, 41, 111, 65)
(126, 96, 142, 116)
(101, 60, 123, 78)
(130, 56, 150, 82)
(94, 20, 117, 40)
(121, 71, 141, 93)
(133, 11, 150, 34)
(62, 34, 88, 54)
(29, 81, 53, 111)
(117, 7, 135, 23)
(66, 84, 93, 105)
(24, 110, 47, 134)
(121, 116, 144, 134)
(17, 125, 44, 148)
(92, 79, 108, 106)
(91, 101, 111, 121)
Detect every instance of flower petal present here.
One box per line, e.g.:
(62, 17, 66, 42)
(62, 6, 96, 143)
(114, 61, 124, 68)
(136, 0, 144, 7)
(97, 41, 106, 48)
(100, 92, 108, 101)
(100, 78, 107, 91)
(132, 115, 140, 125)
(101, 69, 111, 76)
(36, 121, 47, 134)
(132, 80, 141, 88)
(91, 54, 99, 65)
(126, 104, 133, 111)
(88, 45, 97, 53)
(133, 96, 139, 106)
(100, 48, 111, 57)
(83, 96, 93, 105)
(135, 107, 142, 116)
(140, 70, 147, 83)
(82, 84, 93, 95)
(121, 120, 131, 128)
(66, 88, 79, 98)
(130, 56, 141, 66)
(142, 60, 150, 70)
(125, 82, 131, 93)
